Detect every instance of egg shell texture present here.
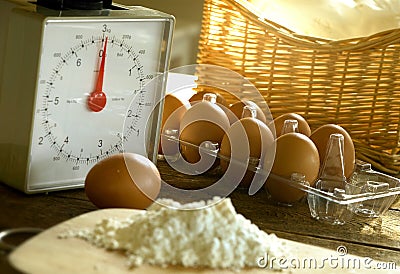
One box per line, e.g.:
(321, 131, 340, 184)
(265, 132, 320, 204)
(85, 153, 161, 209)
(189, 91, 228, 107)
(161, 94, 188, 132)
(159, 94, 189, 155)
(179, 101, 230, 163)
(228, 101, 267, 124)
(220, 117, 274, 188)
(310, 124, 355, 178)
(269, 113, 311, 137)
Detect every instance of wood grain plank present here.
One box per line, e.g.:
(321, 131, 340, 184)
(230, 190, 400, 250)
(158, 160, 400, 252)
(9, 209, 399, 274)
(272, 231, 400, 266)
(1, 158, 399, 273)
(0, 185, 96, 229)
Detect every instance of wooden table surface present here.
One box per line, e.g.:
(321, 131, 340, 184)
(1, 159, 399, 273)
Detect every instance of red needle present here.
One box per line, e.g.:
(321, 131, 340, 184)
(88, 37, 108, 112)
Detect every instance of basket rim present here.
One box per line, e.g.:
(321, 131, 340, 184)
(229, 0, 400, 52)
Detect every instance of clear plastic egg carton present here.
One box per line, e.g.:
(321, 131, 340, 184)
(306, 160, 400, 225)
(160, 131, 400, 225)
(160, 65, 400, 225)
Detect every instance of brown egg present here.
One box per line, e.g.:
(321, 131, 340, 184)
(310, 124, 355, 178)
(159, 94, 189, 155)
(269, 113, 311, 137)
(180, 98, 230, 163)
(220, 117, 274, 188)
(228, 100, 267, 124)
(189, 91, 228, 107)
(85, 153, 161, 209)
(265, 132, 320, 204)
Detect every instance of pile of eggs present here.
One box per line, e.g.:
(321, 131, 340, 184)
(85, 91, 356, 210)
(160, 91, 356, 205)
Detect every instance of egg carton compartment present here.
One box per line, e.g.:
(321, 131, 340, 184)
(159, 131, 400, 225)
(159, 66, 400, 225)
(305, 161, 400, 225)
(346, 160, 400, 217)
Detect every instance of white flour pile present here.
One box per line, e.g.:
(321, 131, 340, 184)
(64, 197, 286, 270)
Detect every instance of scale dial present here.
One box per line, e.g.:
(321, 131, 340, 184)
(28, 18, 172, 191)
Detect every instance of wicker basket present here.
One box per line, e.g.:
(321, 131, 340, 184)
(195, 0, 400, 175)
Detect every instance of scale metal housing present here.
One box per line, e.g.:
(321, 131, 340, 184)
(0, 0, 174, 193)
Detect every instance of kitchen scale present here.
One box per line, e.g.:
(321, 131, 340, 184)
(0, 0, 174, 193)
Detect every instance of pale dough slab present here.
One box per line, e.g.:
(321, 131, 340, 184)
(8, 208, 399, 273)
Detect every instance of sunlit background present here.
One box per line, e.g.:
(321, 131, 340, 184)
(118, 0, 205, 68)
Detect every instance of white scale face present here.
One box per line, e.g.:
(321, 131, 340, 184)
(27, 18, 171, 191)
